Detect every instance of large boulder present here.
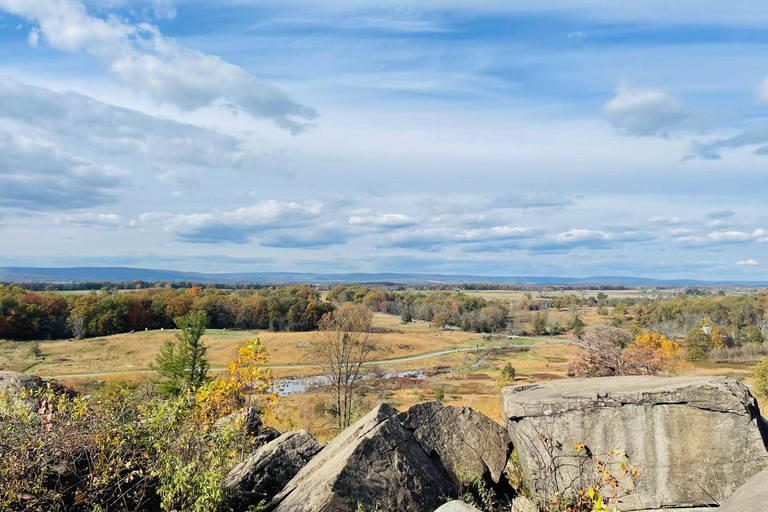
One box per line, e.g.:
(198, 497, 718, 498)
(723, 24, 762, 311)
(433, 501, 482, 512)
(223, 430, 322, 504)
(510, 496, 537, 512)
(398, 401, 511, 484)
(0, 371, 46, 395)
(502, 376, 768, 511)
(271, 401, 512, 512)
(719, 467, 768, 511)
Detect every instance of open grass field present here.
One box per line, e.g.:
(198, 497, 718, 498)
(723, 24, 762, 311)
(0, 313, 489, 379)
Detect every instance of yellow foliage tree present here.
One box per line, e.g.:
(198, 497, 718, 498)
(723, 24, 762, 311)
(710, 325, 725, 350)
(195, 338, 280, 425)
(623, 332, 684, 375)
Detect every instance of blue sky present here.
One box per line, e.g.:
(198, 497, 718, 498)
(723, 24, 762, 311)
(1, 0, 768, 279)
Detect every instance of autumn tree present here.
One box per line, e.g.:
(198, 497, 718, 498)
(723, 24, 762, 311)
(684, 326, 710, 361)
(570, 325, 633, 377)
(570, 313, 586, 339)
(752, 357, 768, 401)
(532, 311, 548, 335)
(570, 326, 683, 377)
(623, 332, 684, 375)
(312, 303, 379, 431)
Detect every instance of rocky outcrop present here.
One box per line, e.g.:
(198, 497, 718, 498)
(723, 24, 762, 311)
(718, 467, 768, 511)
(0, 371, 74, 408)
(271, 401, 512, 512)
(502, 376, 768, 511)
(398, 401, 510, 484)
(433, 501, 482, 511)
(510, 496, 537, 512)
(223, 430, 322, 504)
(216, 407, 281, 444)
(0, 371, 46, 395)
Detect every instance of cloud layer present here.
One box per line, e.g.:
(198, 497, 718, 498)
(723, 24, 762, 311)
(0, 0, 317, 132)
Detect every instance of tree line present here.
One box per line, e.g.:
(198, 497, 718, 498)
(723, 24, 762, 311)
(326, 285, 509, 332)
(603, 292, 768, 360)
(0, 284, 332, 340)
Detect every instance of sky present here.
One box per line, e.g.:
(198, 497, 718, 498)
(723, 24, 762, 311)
(0, 0, 768, 279)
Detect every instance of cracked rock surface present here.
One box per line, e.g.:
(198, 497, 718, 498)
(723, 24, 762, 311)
(502, 376, 768, 511)
(223, 430, 322, 504)
(271, 401, 511, 512)
(718, 467, 768, 511)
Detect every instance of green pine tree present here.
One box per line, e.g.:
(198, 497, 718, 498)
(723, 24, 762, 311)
(153, 310, 210, 395)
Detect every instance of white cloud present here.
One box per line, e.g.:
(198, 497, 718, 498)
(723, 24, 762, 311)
(707, 229, 767, 243)
(55, 213, 123, 228)
(0, 133, 127, 210)
(456, 226, 538, 242)
(650, 216, 683, 225)
(676, 228, 768, 247)
(737, 259, 759, 266)
(602, 83, 693, 137)
(151, 0, 176, 19)
(349, 213, 416, 228)
(0, 0, 316, 132)
(0, 81, 253, 171)
(139, 200, 324, 244)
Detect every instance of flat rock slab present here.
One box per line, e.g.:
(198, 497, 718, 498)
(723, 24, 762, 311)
(502, 376, 768, 511)
(272, 401, 511, 512)
(719, 467, 768, 511)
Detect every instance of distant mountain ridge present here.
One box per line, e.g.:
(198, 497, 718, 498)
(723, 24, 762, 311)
(0, 266, 766, 286)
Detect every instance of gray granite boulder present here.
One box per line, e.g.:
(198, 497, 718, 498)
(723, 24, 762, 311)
(0, 371, 46, 395)
(433, 501, 482, 512)
(718, 467, 768, 511)
(502, 376, 768, 511)
(223, 430, 322, 503)
(510, 496, 537, 512)
(398, 401, 511, 484)
(271, 401, 512, 512)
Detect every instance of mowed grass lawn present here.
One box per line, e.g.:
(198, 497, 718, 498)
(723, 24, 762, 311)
(0, 313, 484, 379)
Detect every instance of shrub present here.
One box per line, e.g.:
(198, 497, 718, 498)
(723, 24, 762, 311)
(498, 363, 516, 386)
(0, 338, 279, 512)
(752, 358, 768, 402)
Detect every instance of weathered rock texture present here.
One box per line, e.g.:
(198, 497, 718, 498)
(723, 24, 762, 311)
(223, 430, 322, 503)
(271, 401, 511, 512)
(510, 496, 537, 512)
(216, 407, 281, 445)
(432, 501, 482, 512)
(502, 376, 768, 511)
(398, 401, 510, 484)
(216, 407, 265, 436)
(0, 371, 46, 395)
(718, 467, 768, 511)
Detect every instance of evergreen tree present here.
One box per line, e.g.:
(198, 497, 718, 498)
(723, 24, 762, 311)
(153, 310, 210, 395)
